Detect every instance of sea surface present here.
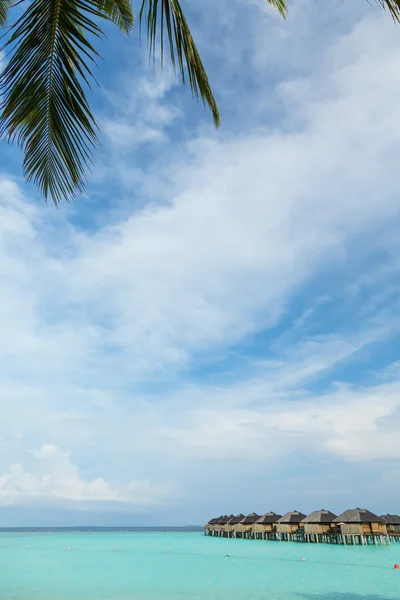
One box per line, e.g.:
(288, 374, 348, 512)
(0, 529, 399, 600)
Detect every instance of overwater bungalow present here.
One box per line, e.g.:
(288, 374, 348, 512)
(208, 516, 222, 524)
(276, 511, 306, 534)
(333, 508, 387, 536)
(381, 514, 400, 535)
(301, 510, 337, 535)
(205, 516, 223, 534)
(253, 512, 282, 539)
(234, 513, 261, 537)
(226, 514, 245, 537)
(214, 515, 232, 535)
(204, 507, 396, 544)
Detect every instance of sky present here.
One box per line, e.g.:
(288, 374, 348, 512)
(1, 0, 400, 526)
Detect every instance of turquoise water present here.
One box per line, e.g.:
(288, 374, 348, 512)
(0, 531, 399, 600)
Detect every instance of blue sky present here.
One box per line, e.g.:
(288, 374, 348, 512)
(1, 0, 400, 526)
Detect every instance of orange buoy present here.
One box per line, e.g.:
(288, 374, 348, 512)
(116, 548, 119, 552)
(394, 564, 399, 569)
(301, 558, 306, 562)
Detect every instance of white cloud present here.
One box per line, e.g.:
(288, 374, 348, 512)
(102, 68, 180, 150)
(136, 372, 400, 462)
(0, 445, 174, 508)
(267, 384, 400, 461)
(76, 16, 400, 376)
(3, 13, 400, 381)
(103, 121, 165, 149)
(1, 6, 400, 516)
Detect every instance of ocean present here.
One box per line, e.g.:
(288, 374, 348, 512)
(0, 529, 399, 600)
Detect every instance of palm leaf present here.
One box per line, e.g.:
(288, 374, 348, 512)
(266, 0, 400, 20)
(267, 0, 287, 18)
(0, 0, 14, 27)
(379, 0, 400, 20)
(97, 0, 135, 34)
(1, 0, 399, 206)
(139, 0, 220, 127)
(0, 0, 104, 205)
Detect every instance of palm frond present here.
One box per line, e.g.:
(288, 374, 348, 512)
(379, 0, 400, 21)
(267, 0, 287, 18)
(97, 0, 134, 34)
(140, 0, 220, 127)
(265, 1, 400, 21)
(0, 0, 14, 27)
(0, 0, 103, 205)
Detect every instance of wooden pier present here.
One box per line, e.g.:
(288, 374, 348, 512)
(205, 508, 400, 546)
(205, 527, 398, 545)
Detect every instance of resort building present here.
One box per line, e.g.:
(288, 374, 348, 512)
(381, 514, 400, 535)
(301, 510, 337, 535)
(206, 516, 223, 534)
(214, 515, 232, 535)
(205, 507, 395, 545)
(234, 513, 261, 537)
(253, 512, 282, 539)
(276, 511, 306, 534)
(226, 514, 245, 537)
(333, 508, 387, 536)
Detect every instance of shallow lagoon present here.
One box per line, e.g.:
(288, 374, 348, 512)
(0, 531, 399, 600)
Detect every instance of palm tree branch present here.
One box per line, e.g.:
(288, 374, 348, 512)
(0, 0, 103, 205)
(139, 0, 220, 127)
(266, 0, 400, 20)
(97, 0, 134, 34)
(0, 0, 14, 27)
(379, 0, 400, 20)
(267, 0, 287, 18)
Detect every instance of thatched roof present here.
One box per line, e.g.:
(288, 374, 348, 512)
(333, 508, 384, 524)
(277, 511, 307, 524)
(208, 515, 226, 525)
(218, 515, 233, 525)
(227, 514, 245, 525)
(301, 509, 337, 524)
(381, 514, 400, 525)
(256, 512, 282, 524)
(240, 513, 261, 525)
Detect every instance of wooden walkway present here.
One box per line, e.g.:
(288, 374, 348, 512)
(205, 529, 400, 545)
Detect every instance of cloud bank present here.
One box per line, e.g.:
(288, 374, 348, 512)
(0, 3, 400, 522)
(0, 445, 174, 508)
